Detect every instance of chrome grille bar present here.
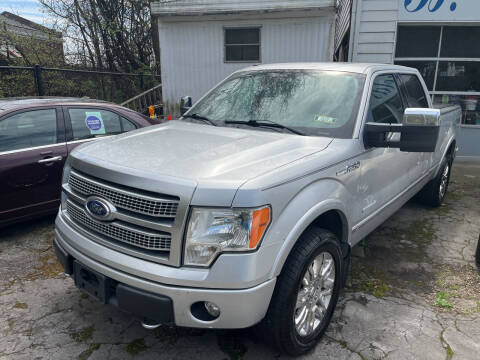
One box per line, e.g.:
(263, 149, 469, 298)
(66, 200, 171, 251)
(68, 170, 179, 218)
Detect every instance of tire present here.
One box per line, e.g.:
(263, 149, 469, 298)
(418, 157, 452, 207)
(261, 228, 343, 356)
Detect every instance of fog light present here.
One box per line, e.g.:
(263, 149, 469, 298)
(204, 301, 220, 318)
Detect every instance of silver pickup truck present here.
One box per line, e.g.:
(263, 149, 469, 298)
(54, 63, 460, 355)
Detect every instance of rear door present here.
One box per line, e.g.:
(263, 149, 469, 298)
(0, 107, 67, 224)
(63, 107, 138, 153)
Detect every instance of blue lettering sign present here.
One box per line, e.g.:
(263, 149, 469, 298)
(404, 0, 457, 12)
(85, 115, 102, 131)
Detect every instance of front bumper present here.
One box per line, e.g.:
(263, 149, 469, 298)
(54, 214, 276, 329)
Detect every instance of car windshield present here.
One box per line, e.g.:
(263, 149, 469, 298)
(185, 70, 366, 138)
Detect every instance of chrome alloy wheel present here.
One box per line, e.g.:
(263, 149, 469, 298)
(294, 252, 335, 337)
(439, 163, 450, 199)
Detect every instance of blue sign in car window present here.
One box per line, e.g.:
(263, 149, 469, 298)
(404, 0, 457, 12)
(85, 111, 106, 135)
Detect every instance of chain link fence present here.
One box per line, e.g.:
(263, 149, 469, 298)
(0, 65, 161, 104)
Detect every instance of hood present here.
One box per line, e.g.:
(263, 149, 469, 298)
(73, 120, 333, 186)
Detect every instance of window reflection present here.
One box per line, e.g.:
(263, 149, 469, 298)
(395, 25, 480, 126)
(436, 62, 480, 92)
(434, 94, 480, 125)
(0, 109, 57, 152)
(189, 71, 366, 138)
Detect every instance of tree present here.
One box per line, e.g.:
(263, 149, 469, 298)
(39, 0, 156, 72)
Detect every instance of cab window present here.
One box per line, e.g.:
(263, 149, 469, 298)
(368, 74, 405, 124)
(399, 74, 429, 108)
(121, 117, 137, 131)
(0, 108, 58, 152)
(68, 108, 122, 141)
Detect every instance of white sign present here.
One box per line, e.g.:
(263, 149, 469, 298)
(399, 0, 480, 21)
(85, 111, 106, 135)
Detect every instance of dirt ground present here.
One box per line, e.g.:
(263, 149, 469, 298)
(1, 161, 479, 360)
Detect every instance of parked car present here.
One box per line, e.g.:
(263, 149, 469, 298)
(0, 97, 159, 227)
(54, 64, 460, 355)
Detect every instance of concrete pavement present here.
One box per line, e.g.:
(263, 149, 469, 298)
(1, 162, 479, 359)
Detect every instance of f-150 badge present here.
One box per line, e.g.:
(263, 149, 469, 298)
(336, 161, 360, 176)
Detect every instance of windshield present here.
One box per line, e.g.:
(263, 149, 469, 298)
(185, 70, 366, 138)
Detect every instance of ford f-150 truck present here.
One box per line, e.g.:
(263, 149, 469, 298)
(54, 63, 460, 355)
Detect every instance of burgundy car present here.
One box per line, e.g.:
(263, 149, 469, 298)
(0, 97, 160, 227)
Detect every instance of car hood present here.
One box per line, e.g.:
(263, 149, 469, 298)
(73, 120, 333, 185)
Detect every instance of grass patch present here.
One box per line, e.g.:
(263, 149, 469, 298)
(24, 251, 64, 281)
(71, 325, 95, 343)
(77, 343, 100, 360)
(357, 280, 391, 298)
(349, 261, 392, 298)
(384, 218, 435, 263)
(13, 302, 28, 309)
(435, 292, 453, 309)
(446, 344, 454, 359)
(125, 338, 148, 356)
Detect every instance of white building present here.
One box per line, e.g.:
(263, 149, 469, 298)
(151, 0, 349, 113)
(151, 0, 479, 157)
(349, 0, 480, 158)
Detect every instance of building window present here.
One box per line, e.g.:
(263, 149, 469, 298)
(224, 27, 260, 63)
(395, 25, 480, 126)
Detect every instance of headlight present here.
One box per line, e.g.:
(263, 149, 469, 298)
(60, 158, 72, 211)
(184, 206, 271, 267)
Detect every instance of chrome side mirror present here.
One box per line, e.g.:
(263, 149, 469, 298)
(180, 96, 192, 116)
(403, 108, 441, 126)
(364, 108, 441, 152)
(400, 108, 441, 152)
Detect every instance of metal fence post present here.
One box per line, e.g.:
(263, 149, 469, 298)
(140, 73, 145, 91)
(34, 65, 44, 96)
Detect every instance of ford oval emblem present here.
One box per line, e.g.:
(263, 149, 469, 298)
(85, 196, 115, 221)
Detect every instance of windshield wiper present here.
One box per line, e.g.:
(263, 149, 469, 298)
(224, 119, 305, 136)
(182, 113, 217, 126)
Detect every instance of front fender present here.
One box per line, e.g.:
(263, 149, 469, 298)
(264, 179, 351, 279)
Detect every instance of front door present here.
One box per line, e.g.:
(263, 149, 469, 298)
(352, 73, 422, 241)
(0, 107, 67, 225)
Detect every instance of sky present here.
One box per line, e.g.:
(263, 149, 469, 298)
(0, 0, 55, 28)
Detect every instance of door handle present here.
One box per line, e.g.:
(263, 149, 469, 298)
(38, 156, 63, 164)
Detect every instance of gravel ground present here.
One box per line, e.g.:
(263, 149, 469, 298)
(1, 162, 479, 360)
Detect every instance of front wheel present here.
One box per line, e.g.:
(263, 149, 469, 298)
(261, 228, 343, 356)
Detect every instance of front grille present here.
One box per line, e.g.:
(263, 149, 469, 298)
(68, 170, 179, 218)
(67, 201, 171, 251)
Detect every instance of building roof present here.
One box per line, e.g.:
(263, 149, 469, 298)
(0, 11, 62, 41)
(235, 62, 418, 75)
(151, 0, 334, 17)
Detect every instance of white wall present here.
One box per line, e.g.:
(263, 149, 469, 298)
(351, 0, 399, 63)
(350, 0, 480, 64)
(158, 11, 335, 112)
